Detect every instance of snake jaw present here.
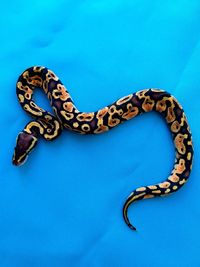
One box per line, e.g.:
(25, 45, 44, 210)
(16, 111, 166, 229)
(12, 131, 38, 166)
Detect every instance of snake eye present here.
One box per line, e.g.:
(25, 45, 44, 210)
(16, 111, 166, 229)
(12, 131, 38, 166)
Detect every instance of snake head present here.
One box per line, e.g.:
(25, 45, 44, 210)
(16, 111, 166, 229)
(12, 131, 38, 166)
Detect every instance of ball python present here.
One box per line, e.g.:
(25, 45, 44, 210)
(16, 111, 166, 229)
(12, 66, 194, 230)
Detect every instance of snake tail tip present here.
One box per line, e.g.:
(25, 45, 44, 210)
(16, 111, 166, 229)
(127, 223, 137, 231)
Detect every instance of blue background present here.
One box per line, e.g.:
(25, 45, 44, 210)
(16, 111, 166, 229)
(0, 0, 199, 266)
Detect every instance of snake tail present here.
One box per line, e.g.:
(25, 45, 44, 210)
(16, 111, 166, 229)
(13, 66, 193, 230)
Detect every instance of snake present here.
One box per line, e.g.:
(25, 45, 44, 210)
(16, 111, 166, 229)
(12, 66, 194, 230)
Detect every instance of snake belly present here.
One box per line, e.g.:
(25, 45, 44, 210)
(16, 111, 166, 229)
(13, 66, 194, 230)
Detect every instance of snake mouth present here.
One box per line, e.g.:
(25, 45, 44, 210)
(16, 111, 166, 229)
(12, 158, 21, 166)
(12, 153, 28, 166)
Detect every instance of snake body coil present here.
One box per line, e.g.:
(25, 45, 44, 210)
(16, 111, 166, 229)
(13, 66, 193, 230)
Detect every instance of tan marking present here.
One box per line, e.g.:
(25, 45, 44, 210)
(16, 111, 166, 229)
(156, 96, 174, 112)
(165, 189, 171, 194)
(33, 66, 45, 72)
(22, 72, 43, 87)
(94, 125, 109, 134)
(24, 104, 43, 116)
(63, 102, 74, 112)
(52, 86, 70, 101)
(180, 114, 187, 126)
(46, 70, 59, 82)
(77, 112, 95, 122)
(96, 107, 109, 119)
(24, 93, 32, 100)
(47, 91, 52, 103)
(187, 125, 191, 132)
(116, 94, 133, 105)
(108, 117, 120, 127)
(123, 192, 146, 216)
(73, 122, 79, 128)
(148, 185, 157, 190)
(108, 105, 122, 127)
(143, 194, 154, 199)
(24, 122, 44, 135)
(166, 106, 176, 123)
(171, 120, 180, 133)
(187, 152, 192, 161)
(173, 185, 178, 190)
(108, 105, 118, 115)
(95, 108, 109, 132)
(18, 94, 24, 103)
(142, 96, 154, 112)
(44, 115, 53, 121)
(152, 190, 162, 194)
(29, 101, 38, 110)
(187, 140, 192, 146)
(179, 179, 186, 185)
(168, 174, 180, 183)
(43, 81, 48, 93)
(155, 97, 170, 112)
(122, 105, 139, 120)
(136, 187, 146, 192)
(117, 108, 124, 116)
(135, 89, 149, 99)
(44, 120, 60, 140)
(81, 124, 90, 132)
(151, 89, 165, 92)
(22, 71, 29, 79)
(133, 192, 146, 200)
(60, 110, 74, 120)
(174, 133, 187, 154)
(174, 158, 186, 174)
(17, 82, 33, 94)
(29, 76, 43, 87)
(159, 181, 170, 188)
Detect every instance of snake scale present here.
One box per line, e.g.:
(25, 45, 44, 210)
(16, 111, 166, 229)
(12, 66, 193, 230)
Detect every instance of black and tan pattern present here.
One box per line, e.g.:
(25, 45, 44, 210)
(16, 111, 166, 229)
(12, 67, 194, 230)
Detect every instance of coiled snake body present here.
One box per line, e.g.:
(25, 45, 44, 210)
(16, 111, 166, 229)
(13, 66, 194, 230)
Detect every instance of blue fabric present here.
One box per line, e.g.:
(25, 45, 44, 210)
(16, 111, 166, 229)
(0, 1, 199, 266)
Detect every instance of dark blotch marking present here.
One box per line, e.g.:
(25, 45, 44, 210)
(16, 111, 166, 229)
(48, 80, 58, 91)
